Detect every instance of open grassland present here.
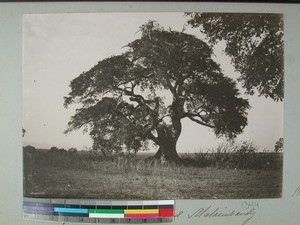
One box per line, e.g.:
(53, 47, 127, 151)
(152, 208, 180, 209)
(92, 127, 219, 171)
(23, 148, 282, 199)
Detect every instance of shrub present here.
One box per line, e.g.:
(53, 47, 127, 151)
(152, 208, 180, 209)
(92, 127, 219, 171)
(68, 147, 78, 153)
(232, 141, 258, 169)
(274, 138, 283, 152)
(23, 145, 36, 153)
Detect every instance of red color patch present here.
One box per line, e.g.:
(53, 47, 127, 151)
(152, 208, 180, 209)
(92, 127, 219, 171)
(159, 208, 174, 217)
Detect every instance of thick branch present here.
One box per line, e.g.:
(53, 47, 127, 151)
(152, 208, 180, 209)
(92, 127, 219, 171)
(164, 73, 176, 95)
(184, 113, 215, 128)
(115, 86, 164, 141)
(147, 132, 160, 145)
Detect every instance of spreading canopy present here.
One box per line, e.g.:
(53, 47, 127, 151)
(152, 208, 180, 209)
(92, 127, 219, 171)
(186, 13, 284, 101)
(64, 21, 250, 158)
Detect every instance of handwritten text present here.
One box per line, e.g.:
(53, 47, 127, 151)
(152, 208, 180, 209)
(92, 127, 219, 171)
(187, 205, 256, 225)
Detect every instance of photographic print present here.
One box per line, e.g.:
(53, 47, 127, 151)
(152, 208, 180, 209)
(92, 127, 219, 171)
(23, 12, 283, 200)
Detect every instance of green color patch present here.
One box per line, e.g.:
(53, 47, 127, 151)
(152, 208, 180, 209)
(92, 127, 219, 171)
(88, 209, 124, 214)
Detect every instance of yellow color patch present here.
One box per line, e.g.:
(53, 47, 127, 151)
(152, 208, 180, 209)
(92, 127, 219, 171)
(124, 209, 159, 214)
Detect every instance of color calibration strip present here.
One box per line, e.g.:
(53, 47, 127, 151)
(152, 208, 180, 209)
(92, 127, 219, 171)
(23, 198, 174, 223)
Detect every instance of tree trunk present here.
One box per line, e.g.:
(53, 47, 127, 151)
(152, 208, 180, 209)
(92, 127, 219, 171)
(153, 98, 183, 162)
(153, 125, 181, 162)
(153, 140, 180, 162)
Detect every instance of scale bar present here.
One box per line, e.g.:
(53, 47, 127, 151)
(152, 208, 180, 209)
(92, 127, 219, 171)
(23, 198, 175, 223)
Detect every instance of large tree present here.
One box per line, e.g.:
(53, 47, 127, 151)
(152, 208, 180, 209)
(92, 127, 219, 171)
(64, 22, 250, 161)
(185, 13, 284, 101)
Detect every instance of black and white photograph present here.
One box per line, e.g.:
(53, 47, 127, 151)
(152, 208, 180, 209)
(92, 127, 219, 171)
(23, 12, 284, 200)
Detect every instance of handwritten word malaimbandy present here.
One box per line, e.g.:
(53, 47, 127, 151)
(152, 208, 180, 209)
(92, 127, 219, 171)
(188, 205, 256, 225)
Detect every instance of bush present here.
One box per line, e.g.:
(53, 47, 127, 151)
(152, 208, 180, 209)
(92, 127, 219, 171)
(274, 138, 283, 152)
(23, 145, 36, 153)
(231, 141, 257, 169)
(68, 147, 78, 153)
(193, 141, 263, 170)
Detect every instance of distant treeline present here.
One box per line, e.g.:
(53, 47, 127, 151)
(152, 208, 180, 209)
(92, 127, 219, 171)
(23, 141, 283, 171)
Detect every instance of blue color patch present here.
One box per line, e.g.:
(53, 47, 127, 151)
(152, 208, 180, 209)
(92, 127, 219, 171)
(54, 207, 89, 214)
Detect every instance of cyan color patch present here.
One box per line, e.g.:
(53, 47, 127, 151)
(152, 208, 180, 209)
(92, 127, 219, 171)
(53, 207, 89, 214)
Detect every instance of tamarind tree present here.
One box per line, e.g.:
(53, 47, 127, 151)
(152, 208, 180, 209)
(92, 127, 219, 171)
(64, 21, 250, 161)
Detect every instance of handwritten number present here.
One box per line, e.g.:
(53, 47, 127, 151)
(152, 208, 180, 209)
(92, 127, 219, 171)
(242, 201, 259, 209)
(242, 201, 248, 209)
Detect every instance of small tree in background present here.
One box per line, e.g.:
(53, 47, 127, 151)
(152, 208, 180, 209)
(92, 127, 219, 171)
(274, 138, 283, 152)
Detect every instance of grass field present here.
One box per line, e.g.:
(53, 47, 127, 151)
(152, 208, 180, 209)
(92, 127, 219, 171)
(23, 146, 283, 199)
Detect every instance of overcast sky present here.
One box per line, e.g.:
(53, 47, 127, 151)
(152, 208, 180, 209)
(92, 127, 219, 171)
(22, 13, 283, 152)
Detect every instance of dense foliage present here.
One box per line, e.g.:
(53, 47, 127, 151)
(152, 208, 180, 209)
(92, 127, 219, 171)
(64, 21, 249, 161)
(186, 13, 284, 101)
